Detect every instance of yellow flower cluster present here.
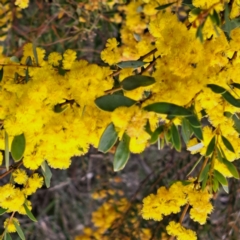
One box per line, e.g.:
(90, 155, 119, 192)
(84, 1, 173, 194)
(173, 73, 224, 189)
(142, 182, 213, 237)
(15, 0, 29, 9)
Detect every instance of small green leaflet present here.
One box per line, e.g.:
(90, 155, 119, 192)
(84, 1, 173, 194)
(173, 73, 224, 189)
(13, 219, 25, 240)
(144, 102, 193, 116)
(207, 84, 226, 94)
(53, 104, 68, 113)
(4, 232, 12, 240)
(216, 146, 223, 163)
(196, 24, 204, 42)
(214, 170, 228, 186)
(41, 161, 52, 188)
(181, 118, 192, 144)
(4, 131, 9, 170)
(222, 91, 240, 108)
(210, 9, 220, 26)
(186, 115, 201, 128)
(222, 184, 229, 193)
(187, 156, 203, 176)
(212, 177, 219, 192)
(32, 42, 39, 66)
(95, 95, 136, 112)
(230, 82, 240, 89)
(199, 163, 210, 182)
(191, 125, 203, 141)
(113, 133, 130, 171)
(11, 133, 26, 162)
(98, 123, 118, 153)
(0, 207, 7, 215)
(171, 123, 181, 151)
(222, 158, 239, 179)
(25, 56, 32, 66)
(206, 136, 216, 156)
(117, 61, 146, 69)
(149, 125, 164, 144)
(221, 135, 235, 153)
(155, 2, 175, 10)
(24, 203, 37, 222)
(121, 75, 155, 91)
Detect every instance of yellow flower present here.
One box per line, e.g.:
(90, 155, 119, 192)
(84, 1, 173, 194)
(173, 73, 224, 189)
(15, 0, 29, 9)
(48, 52, 62, 66)
(4, 218, 19, 233)
(12, 169, 28, 185)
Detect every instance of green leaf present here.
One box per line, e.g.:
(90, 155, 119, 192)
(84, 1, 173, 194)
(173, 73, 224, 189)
(214, 169, 228, 186)
(210, 9, 220, 26)
(144, 102, 193, 116)
(4, 232, 12, 240)
(191, 125, 203, 141)
(11, 133, 26, 162)
(41, 161, 52, 188)
(13, 220, 25, 240)
(196, 24, 204, 42)
(0, 67, 3, 82)
(221, 135, 235, 153)
(10, 56, 20, 63)
(232, 114, 240, 134)
(117, 61, 146, 69)
(207, 84, 227, 94)
(4, 131, 9, 170)
(222, 158, 239, 179)
(181, 118, 192, 144)
(98, 123, 118, 153)
(187, 156, 203, 176)
(25, 56, 32, 66)
(216, 146, 223, 163)
(230, 82, 240, 89)
(171, 123, 181, 151)
(149, 125, 164, 144)
(25, 68, 29, 83)
(113, 133, 130, 171)
(199, 163, 210, 182)
(222, 91, 240, 107)
(186, 115, 201, 128)
(155, 2, 175, 10)
(95, 95, 136, 112)
(191, 7, 201, 15)
(121, 75, 155, 91)
(222, 184, 229, 193)
(53, 104, 68, 113)
(0, 207, 7, 215)
(206, 136, 216, 156)
(24, 203, 37, 222)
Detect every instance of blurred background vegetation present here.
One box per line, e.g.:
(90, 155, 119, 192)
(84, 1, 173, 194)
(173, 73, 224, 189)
(1, 0, 240, 239)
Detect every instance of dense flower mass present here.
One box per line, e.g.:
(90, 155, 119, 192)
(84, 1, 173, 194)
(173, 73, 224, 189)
(1, 0, 240, 239)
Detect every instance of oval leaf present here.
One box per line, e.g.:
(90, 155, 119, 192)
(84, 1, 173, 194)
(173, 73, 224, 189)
(13, 220, 25, 240)
(144, 102, 193, 116)
(121, 75, 155, 91)
(222, 91, 240, 108)
(24, 203, 37, 222)
(171, 123, 181, 151)
(113, 134, 130, 171)
(95, 95, 136, 112)
(199, 163, 210, 182)
(186, 115, 201, 128)
(117, 61, 146, 69)
(4, 232, 12, 240)
(191, 125, 203, 141)
(98, 123, 118, 153)
(212, 177, 219, 192)
(214, 169, 228, 186)
(41, 161, 52, 188)
(206, 136, 216, 156)
(150, 125, 164, 144)
(11, 133, 26, 162)
(207, 84, 226, 94)
(222, 158, 239, 179)
(181, 118, 192, 144)
(221, 135, 235, 153)
(0, 207, 7, 215)
(53, 104, 68, 113)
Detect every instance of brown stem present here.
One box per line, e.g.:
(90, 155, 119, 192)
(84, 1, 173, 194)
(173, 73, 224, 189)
(0, 161, 22, 179)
